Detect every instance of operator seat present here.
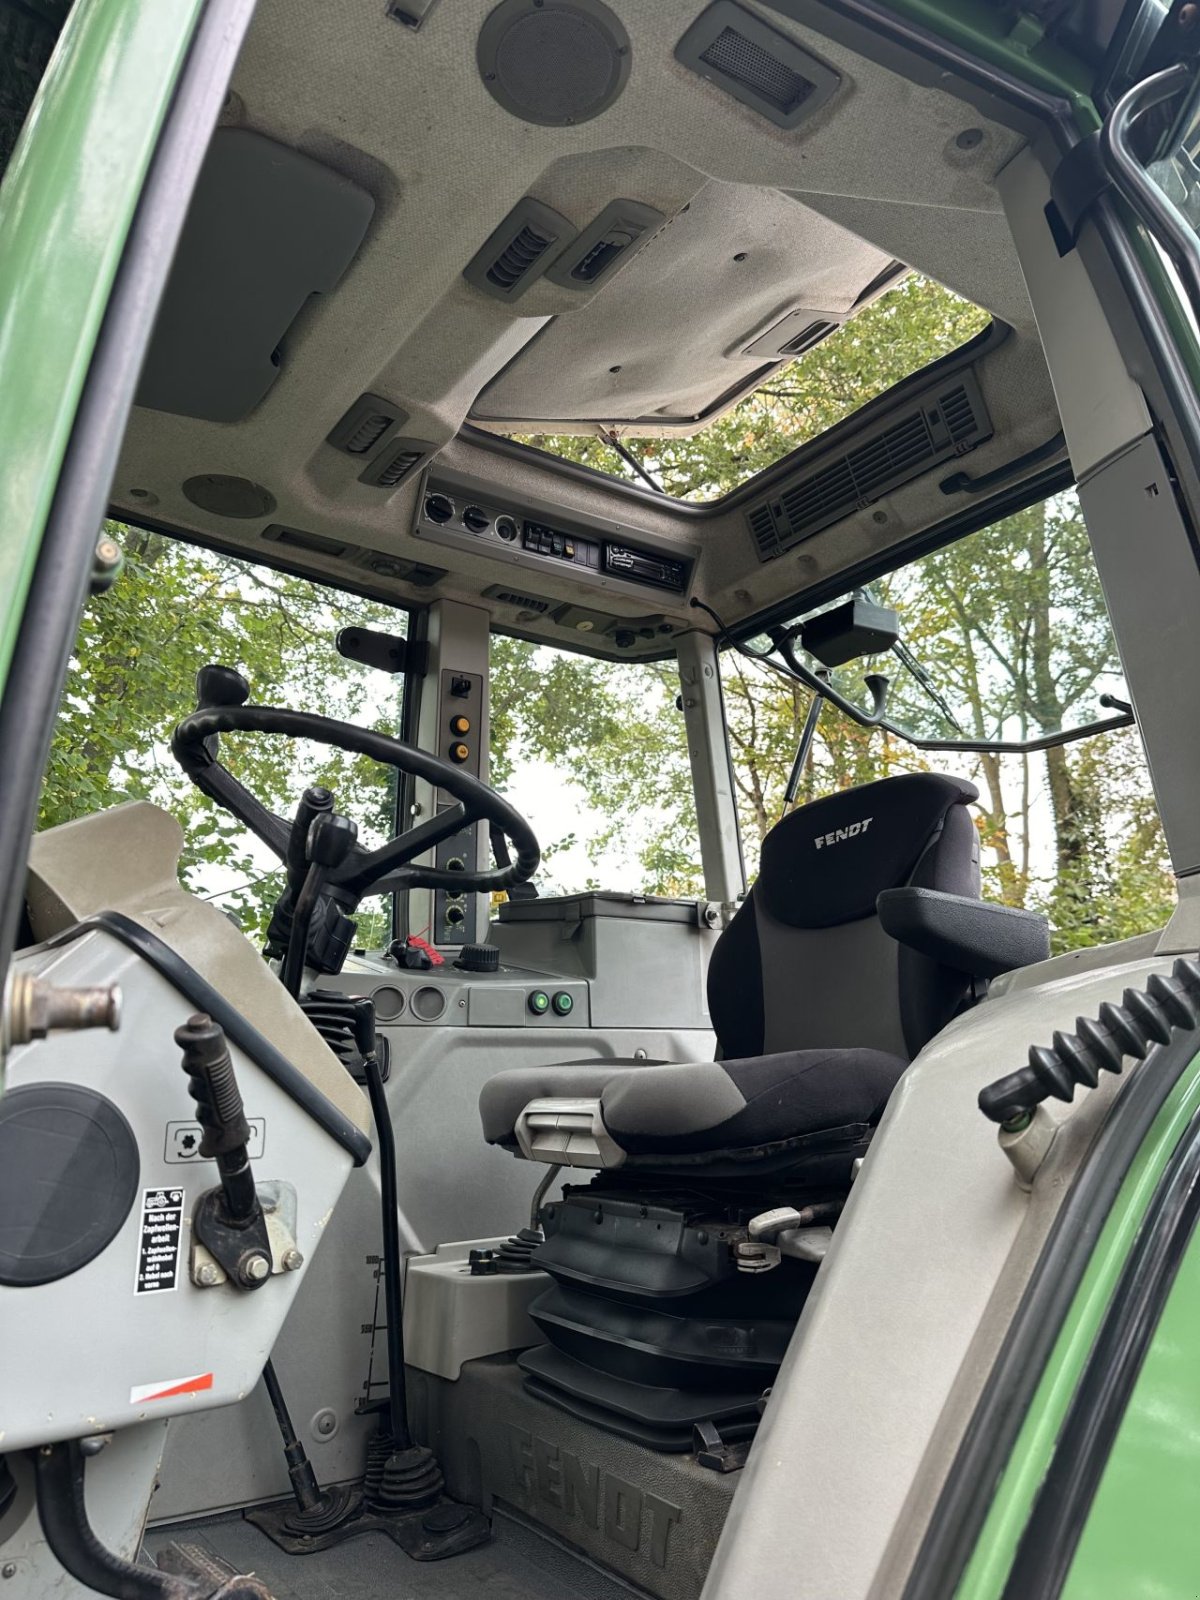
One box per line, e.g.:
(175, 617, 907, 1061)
(482, 772, 981, 1171)
(477, 773, 1043, 1451)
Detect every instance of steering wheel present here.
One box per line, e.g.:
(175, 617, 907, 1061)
(170, 664, 540, 905)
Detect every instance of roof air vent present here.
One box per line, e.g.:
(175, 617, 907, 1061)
(483, 583, 553, 614)
(358, 437, 439, 489)
(745, 371, 993, 561)
(742, 307, 845, 360)
(546, 199, 666, 290)
(676, 2, 839, 129)
(463, 197, 577, 302)
(327, 394, 407, 455)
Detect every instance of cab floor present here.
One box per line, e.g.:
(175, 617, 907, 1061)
(142, 1505, 641, 1599)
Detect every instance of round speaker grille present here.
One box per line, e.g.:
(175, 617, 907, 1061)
(182, 474, 277, 519)
(0, 1084, 139, 1287)
(478, 0, 631, 127)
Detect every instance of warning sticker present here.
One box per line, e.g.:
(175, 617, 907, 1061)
(135, 1187, 184, 1294)
(130, 1372, 213, 1405)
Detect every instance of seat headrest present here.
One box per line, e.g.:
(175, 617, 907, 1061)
(757, 772, 978, 930)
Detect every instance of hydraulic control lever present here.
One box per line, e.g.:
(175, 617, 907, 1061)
(280, 809, 358, 998)
(177, 1014, 273, 1289)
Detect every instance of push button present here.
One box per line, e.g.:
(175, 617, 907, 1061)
(450, 742, 470, 764)
(527, 990, 550, 1016)
(552, 991, 574, 1017)
(449, 715, 471, 736)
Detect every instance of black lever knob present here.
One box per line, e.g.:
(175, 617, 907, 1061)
(306, 811, 358, 870)
(176, 1013, 257, 1224)
(287, 786, 333, 894)
(195, 663, 250, 710)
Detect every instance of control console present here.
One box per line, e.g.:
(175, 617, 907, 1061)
(415, 477, 696, 604)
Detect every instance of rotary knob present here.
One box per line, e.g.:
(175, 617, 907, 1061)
(456, 944, 500, 973)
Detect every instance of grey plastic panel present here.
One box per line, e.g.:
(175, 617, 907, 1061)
(136, 129, 374, 422)
(0, 931, 357, 1452)
(150, 1015, 713, 1521)
(703, 946, 1178, 1600)
(410, 1354, 737, 1600)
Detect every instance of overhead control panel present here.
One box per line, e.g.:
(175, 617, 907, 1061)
(414, 473, 696, 605)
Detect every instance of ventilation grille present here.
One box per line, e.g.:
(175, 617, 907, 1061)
(747, 372, 992, 561)
(373, 446, 424, 487)
(326, 393, 406, 456)
(700, 26, 814, 113)
(483, 583, 553, 614)
(464, 197, 576, 301)
(343, 411, 393, 454)
(675, 2, 840, 130)
(488, 224, 554, 291)
(779, 318, 840, 357)
(358, 437, 438, 489)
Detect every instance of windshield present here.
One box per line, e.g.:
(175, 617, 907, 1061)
(506, 274, 990, 502)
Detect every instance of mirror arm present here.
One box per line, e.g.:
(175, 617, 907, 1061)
(771, 632, 1137, 755)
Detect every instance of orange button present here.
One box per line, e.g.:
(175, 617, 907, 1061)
(449, 715, 471, 736)
(450, 742, 470, 764)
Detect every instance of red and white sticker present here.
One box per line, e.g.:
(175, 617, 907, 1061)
(129, 1372, 214, 1405)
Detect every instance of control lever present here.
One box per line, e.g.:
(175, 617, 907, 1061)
(177, 1014, 273, 1289)
(280, 809, 358, 998)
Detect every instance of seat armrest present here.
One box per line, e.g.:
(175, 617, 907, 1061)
(876, 887, 1050, 979)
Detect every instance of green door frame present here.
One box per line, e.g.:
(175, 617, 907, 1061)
(0, 0, 255, 989)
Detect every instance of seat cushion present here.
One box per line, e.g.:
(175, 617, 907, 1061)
(480, 1047, 906, 1158)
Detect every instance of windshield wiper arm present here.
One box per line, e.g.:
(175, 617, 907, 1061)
(891, 639, 965, 734)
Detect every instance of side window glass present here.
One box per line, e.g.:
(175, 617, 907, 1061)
(722, 488, 1174, 951)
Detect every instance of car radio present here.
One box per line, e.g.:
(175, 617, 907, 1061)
(603, 543, 689, 592)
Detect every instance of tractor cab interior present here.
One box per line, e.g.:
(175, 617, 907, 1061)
(6, 3, 1200, 1600)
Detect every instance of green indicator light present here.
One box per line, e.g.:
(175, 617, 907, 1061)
(552, 991, 574, 1017)
(528, 990, 550, 1016)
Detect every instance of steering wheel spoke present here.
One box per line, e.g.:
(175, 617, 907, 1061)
(335, 801, 478, 897)
(171, 667, 539, 909)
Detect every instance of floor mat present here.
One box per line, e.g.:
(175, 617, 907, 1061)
(143, 1506, 629, 1599)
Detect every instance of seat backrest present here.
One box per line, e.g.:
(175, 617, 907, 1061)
(707, 772, 980, 1062)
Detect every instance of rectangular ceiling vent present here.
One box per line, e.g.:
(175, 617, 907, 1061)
(746, 371, 993, 561)
(482, 584, 554, 615)
(261, 524, 360, 560)
(326, 393, 407, 455)
(463, 197, 577, 302)
(778, 318, 841, 357)
(358, 437, 439, 489)
(675, 2, 840, 129)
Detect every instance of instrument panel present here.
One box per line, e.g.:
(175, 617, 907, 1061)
(413, 474, 696, 608)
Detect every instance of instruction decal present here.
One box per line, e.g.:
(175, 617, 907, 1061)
(130, 1373, 214, 1405)
(134, 1187, 184, 1294)
(165, 1118, 264, 1164)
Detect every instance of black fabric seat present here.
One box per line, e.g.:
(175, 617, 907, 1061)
(478, 772, 987, 1450)
(482, 771, 981, 1169)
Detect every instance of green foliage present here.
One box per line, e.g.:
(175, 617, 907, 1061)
(40, 525, 405, 945)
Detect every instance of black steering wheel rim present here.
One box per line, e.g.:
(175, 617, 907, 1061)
(171, 697, 540, 901)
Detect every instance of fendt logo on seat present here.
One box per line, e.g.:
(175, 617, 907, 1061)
(814, 816, 873, 849)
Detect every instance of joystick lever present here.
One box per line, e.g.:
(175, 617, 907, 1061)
(177, 1014, 273, 1288)
(280, 807, 358, 998)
